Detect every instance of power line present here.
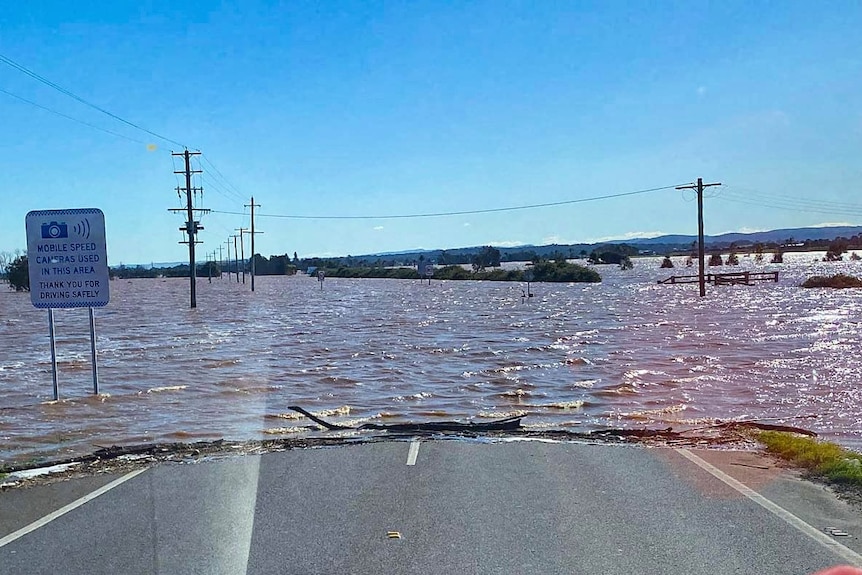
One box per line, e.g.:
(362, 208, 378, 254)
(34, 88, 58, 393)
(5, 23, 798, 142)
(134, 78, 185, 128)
(209, 184, 683, 220)
(718, 186, 862, 216)
(0, 52, 186, 148)
(0, 86, 148, 145)
(200, 155, 245, 199)
(729, 186, 862, 210)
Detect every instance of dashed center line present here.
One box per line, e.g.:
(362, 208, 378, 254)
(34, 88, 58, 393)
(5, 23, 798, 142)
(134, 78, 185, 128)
(406, 440, 421, 466)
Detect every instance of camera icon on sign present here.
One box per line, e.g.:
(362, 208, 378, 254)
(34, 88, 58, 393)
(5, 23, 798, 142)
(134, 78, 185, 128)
(41, 221, 68, 239)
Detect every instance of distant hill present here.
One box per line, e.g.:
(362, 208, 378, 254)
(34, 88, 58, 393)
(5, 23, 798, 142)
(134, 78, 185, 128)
(631, 225, 862, 246)
(351, 225, 862, 263)
(123, 225, 862, 269)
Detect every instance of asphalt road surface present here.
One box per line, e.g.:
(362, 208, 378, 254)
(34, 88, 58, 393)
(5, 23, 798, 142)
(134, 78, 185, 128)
(2, 440, 861, 574)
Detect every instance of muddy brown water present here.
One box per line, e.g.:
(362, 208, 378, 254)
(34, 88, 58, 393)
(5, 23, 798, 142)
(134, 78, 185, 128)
(2, 253, 861, 465)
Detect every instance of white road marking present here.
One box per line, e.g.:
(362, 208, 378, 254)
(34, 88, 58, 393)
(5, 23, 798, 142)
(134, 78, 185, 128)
(0, 467, 148, 549)
(406, 440, 421, 466)
(676, 448, 862, 567)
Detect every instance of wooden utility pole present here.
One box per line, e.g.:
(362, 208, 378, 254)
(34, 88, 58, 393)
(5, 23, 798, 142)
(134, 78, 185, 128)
(236, 228, 248, 284)
(225, 238, 233, 281)
(168, 149, 206, 308)
(231, 235, 240, 283)
(676, 178, 721, 297)
(217, 245, 224, 278)
(245, 197, 262, 292)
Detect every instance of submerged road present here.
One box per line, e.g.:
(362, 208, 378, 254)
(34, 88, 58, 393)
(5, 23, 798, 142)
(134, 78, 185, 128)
(1, 440, 861, 574)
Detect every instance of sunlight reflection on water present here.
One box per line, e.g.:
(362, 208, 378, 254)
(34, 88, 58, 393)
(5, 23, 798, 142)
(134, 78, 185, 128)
(1, 252, 861, 463)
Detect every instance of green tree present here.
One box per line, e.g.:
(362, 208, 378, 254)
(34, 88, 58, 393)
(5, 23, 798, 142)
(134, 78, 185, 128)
(471, 246, 501, 271)
(588, 244, 638, 265)
(825, 238, 849, 262)
(7, 255, 29, 291)
(754, 242, 765, 264)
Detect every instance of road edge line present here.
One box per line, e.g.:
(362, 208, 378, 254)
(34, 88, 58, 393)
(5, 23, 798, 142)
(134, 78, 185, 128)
(676, 448, 862, 567)
(406, 440, 420, 466)
(0, 467, 148, 548)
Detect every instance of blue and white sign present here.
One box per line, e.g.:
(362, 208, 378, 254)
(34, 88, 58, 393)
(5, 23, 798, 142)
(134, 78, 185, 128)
(25, 208, 110, 309)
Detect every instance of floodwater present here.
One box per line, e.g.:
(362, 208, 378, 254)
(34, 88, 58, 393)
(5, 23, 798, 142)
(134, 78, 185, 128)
(2, 253, 861, 465)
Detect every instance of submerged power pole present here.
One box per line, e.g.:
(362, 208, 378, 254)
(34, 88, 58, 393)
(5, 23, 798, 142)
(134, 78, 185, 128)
(236, 228, 248, 284)
(231, 235, 240, 283)
(225, 238, 234, 280)
(245, 197, 262, 292)
(676, 178, 721, 297)
(168, 149, 207, 308)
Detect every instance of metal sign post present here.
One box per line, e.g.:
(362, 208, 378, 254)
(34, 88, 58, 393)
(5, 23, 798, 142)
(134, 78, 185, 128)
(48, 309, 59, 401)
(88, 307, 99, 394)
(318, 270, 325, 290)
(26, 208, 110, 399)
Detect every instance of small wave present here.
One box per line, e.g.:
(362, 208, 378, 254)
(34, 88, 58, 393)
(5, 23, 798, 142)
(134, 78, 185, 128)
(492, 364, 530, 374)
(621, 403, 688, 421)
(0, 361, 25, 371)
(81, 393, 112, 404)
(594, 384, 638, 396)
(268, 405, 352, 420)
(623, 369, 664, 380)
(542, 400, 585, 410)
(221, 385, 285, 395)
(392, 392, 433, 402)
(39, 398, 76, 406)
(522, 421, 582, 429)
(476, 410, 529, 419)
(319, 406, 351, 417)
(201, 359, 241, 368)
(498, 389, 532, 397)
(319, 376, 361, 386)
(142, 385, 188, 394)
(571, 379, 599, 389)
(263, 426, 308, 435)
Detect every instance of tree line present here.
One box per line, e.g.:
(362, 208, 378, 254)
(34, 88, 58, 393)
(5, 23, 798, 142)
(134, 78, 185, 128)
(321, 260, 601, 283)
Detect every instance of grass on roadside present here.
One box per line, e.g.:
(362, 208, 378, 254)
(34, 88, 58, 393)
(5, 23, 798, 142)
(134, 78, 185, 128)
(758, 431, 862, 484)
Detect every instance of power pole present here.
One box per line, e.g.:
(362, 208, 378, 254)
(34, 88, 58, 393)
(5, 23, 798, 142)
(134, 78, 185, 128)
(217, 244, 224, 278)
(236, 228, 248, 284)
(245, 197, 262, 292)
(225, 238, 233, 280)
(231, 235, 240, 283)
(168, 149, 206, 308)
(676, 178, 721, 297)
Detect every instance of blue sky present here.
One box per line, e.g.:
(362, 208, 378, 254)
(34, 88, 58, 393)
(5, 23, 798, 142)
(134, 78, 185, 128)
(1, 1, 861, 263)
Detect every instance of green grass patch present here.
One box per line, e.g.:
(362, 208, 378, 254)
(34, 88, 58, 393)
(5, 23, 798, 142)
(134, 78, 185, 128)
(758, 431, 862, 485)
(801, 274, 862, 288)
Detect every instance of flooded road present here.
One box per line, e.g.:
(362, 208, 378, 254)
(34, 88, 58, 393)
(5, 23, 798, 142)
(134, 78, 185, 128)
(2, 253, 861, 464)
